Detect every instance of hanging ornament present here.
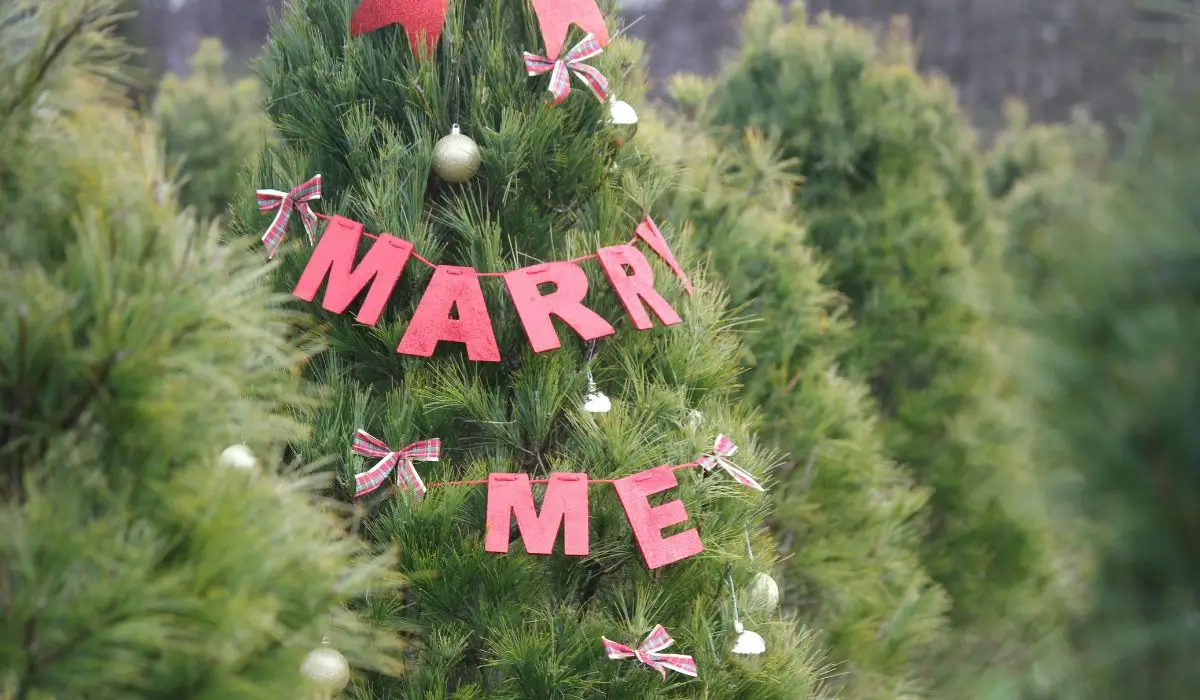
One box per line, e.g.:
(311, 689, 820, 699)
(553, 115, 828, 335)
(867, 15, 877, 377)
(582, 370, 612, 413)
(607, 97, 639, 146)
(301, 641, 350, 693)
(218, 444, 257, 471)
(432, 124, 481, 183)
(300, 638, 350, 692)
(727, 575, 767, 656)
(349, 0, 608, 62)
(748, 571, 781, 612)
(731, 619, 767, 655)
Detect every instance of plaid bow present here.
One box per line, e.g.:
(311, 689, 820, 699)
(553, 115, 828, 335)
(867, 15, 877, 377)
(350, 429, 440, 498)
(699, 434, 765, 492)
(602, 625, 698, 680)
(256, 174, 322, 258)
(523, 33, 609, 105)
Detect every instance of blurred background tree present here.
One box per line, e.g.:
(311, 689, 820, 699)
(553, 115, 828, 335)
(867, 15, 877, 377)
(152, 38, 268, 220)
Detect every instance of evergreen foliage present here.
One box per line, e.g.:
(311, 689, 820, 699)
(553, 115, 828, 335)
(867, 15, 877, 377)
(226, 0, 831, 696)
(153, 38, 269, 221)
(691, 0, 1066, 683)
(984, 101, 1110, 303)
(0, 1, 401, 697)
(1020, 81, 1200, 700)
(643, 106, 949, 699)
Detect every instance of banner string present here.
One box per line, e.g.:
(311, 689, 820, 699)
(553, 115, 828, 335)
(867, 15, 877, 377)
(423, 460, 702, 489)
(312, 210, 639, 278)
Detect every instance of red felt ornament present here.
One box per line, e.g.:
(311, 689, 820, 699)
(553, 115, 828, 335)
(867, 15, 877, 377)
(503, 261, 615, 353)
(635, 217, 694, 295)
(349, 0, 608, 62)
(529, 0, 609, 60)
(397, 265, 501, 361)
(484, 473, 590, 556)
(292, 216, 414, 326)
(596, 244, 683, 330)
(613, 466, 704, 569)
(350, 0, 449, 56)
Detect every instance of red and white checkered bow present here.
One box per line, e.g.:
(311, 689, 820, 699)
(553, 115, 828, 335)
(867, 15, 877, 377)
(256, 174, 322, 259)
(699, 434, 765, 492)
(523, 33, 609, 105)
(350, 429, 440, 498)
(602, 625, 698, 680)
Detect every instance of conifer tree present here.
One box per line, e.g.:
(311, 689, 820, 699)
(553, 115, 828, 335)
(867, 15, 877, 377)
(226, 0, 829, 696)
(643, 101, 949, 699)
(1020, 82, 1200, 700)
(983, 100, 1109, 305)
(154, 38, 270, 221)
(0, 1, 401, 697)
(689, 0, 1068, 687)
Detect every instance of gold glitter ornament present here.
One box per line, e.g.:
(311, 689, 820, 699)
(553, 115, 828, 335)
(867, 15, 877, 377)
(432, 124, 481, 183)
(607, 98, 639, 146)
(300, 638, 350, 692)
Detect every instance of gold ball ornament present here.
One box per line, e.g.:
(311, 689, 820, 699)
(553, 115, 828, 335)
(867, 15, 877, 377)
(607, 98, 639, 146)
(748, 572, 780, 612)
(218, 443, 257, 471)
(432, 124, 481, 183)
(300, 639, 350, 692)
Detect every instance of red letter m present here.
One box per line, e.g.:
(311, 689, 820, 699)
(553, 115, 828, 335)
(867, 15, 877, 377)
(484, 473, 589, 556)
(292, 215, 413, 326)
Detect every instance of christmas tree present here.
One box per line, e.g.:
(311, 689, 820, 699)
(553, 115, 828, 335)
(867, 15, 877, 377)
(228, 0, 829, 695)
(0, 1, 401, 697)
(643, 103, 949, 699)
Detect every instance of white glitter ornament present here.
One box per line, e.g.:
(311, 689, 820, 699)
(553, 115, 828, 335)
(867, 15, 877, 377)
(300, 638, 350, 692)
(218, 444, 257, 471)
(748, 572, 780, 612)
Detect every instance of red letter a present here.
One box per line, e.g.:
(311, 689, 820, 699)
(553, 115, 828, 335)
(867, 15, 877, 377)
(397, 265, 501, 362)
(292, 215, 413, 326)
(484, 473, 589, 556)
(503, 261, 615, 353)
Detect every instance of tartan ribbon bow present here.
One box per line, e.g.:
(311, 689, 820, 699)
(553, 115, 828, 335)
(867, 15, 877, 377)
(256, 174, 322, 258)
(699, 434, 765, 491)
(350, 430, 440, 498)
(602, 625, 698, 680)
(523, 33, 609, 105)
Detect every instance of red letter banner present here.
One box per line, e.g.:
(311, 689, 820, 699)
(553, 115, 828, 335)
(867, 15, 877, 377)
(613, 467, 703, 569)
(484, 472, 590, 556)
(397, 265, 501, 362)
(503, 261, 615, 353)
(635, 217, 694, 295)
(597, 244, 682, 330)
(292, 215, 413, 326)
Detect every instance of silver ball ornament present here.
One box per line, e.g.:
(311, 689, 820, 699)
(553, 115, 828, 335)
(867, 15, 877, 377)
(748, 572, 780, 612)
(218, 444, 257, 471)
(300, 639, 350, 692)
(432, 124, 481, 183)
(607, 98, 639, 146)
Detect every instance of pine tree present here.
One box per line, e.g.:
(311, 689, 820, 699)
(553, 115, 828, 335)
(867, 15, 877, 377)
(983, 100, 1109, 305)
(691, 0, 1068, 687)
(153, 38, 270, 221)
(226, 0, 830, 696)
(1020, 81, 1200, 700)
(0, 1, 402, 698)
(643, 98, 949, 700)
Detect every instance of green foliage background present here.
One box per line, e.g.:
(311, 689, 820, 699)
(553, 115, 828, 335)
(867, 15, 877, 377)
(0, 2, 402, 698)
